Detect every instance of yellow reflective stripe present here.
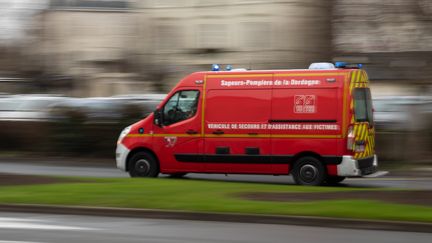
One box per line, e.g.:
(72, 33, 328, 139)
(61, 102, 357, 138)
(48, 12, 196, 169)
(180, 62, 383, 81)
(207, 74, 272, 78)
(353, 123, 374, 158)
(361, 124, 367, 157)
(127, 134, 152, 137)
(361, 124, 367, 141)
(349, 71, 357, 129)
(153, 134, 201, 137)
(206, 134, 341, 139)
(207, 73, 347, 79)
(271, 134, 342, 139)
(205, 134, 268, 138)
(274, 73, 346, 77)
(353, 124, 361, 158)
(350, 72, 356, 91)
(358, 70, 363, 86)
(127, 133, 342, 139)
(342, 73, 350, 138)
(201, 75, 207, 136)
(127, 134, 201, 138)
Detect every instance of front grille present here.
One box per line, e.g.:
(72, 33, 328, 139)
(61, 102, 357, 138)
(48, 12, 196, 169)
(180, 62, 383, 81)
(357, 156, 374, 169)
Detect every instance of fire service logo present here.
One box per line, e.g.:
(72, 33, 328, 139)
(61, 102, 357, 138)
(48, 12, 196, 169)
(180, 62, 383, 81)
(294, 95, 316, 113)
(164, 137, 177, 148)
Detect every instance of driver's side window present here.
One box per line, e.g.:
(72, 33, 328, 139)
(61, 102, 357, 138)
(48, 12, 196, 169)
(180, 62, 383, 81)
(162, 90, 199, 126)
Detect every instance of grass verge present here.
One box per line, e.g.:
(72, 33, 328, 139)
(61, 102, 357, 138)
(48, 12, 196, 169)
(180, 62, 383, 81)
(0, 177, 431, 223)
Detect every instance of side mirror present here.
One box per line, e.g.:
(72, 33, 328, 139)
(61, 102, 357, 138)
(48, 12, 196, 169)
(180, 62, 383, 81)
(154, 109, 162, 126)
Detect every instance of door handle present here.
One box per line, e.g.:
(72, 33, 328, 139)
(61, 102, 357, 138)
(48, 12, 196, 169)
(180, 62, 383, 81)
(212, 130, 224, 135)
(186, 129, 198, 135)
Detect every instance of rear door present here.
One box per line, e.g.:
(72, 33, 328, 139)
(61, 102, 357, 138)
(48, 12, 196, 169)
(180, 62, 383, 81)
(351, 76, 375, 159)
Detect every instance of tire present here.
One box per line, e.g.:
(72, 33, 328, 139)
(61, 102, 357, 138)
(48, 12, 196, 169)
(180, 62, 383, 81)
(292, 156, 326, 186)
(326, 176, 346, 185)
(168, 173, 187, 178)
(128, 152, 159, 178)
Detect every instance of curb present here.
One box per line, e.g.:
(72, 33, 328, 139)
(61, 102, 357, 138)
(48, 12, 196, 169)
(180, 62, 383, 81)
(1, 204, 432, 233)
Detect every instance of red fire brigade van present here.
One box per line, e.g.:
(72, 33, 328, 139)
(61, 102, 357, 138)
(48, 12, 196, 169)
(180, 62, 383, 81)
(116, 62, 379, 185)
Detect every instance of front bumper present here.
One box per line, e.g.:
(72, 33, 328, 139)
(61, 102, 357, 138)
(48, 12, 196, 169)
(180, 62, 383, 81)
(116, 143, 130, 171)
(337, 154, 378, 177)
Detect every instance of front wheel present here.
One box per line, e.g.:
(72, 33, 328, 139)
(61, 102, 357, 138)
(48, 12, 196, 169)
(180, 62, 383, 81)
(292, 157, 326, 186)
(128, 152, 159, 178)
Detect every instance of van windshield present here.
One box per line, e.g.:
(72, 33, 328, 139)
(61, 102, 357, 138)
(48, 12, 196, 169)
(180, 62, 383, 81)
(353, 88, 373, 125)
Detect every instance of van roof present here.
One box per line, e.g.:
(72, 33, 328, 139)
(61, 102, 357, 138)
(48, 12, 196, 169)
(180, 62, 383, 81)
(193, 69, 356, 75)
(173, 69, 360, 89)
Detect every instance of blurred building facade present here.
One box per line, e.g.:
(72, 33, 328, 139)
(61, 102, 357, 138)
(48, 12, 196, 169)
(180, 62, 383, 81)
(333, 0, 432, 96)
(30, 0, 146, 96)
(0, 0, 431, 162)
(1, 0, 432, 96)
(26, 0, 332, 95)
(135, 0, 331, 91)
(333, 0, 432, 162)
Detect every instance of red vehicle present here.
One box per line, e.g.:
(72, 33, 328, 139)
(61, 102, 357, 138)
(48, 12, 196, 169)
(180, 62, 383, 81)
(116, 63, 379, 185)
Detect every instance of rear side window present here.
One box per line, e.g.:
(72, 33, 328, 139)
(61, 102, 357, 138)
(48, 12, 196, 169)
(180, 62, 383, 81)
(162, 90, 200, 126)
(353, 88, 373, 125)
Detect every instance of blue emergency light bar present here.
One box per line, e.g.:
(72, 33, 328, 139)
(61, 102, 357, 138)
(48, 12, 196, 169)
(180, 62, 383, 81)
(211, 64, 220, 71)
(335, 62, 363, 69)
(212, 64, 234, 71)
(334, 62, 347, 68)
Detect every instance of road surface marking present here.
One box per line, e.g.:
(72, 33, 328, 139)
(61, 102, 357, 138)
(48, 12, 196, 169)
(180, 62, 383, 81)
(0, 241, 45, 243)
(0, 218, 95, 231)
(0, 218, 43, 222)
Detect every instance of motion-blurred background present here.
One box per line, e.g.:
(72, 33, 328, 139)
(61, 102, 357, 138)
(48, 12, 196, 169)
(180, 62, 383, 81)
(0, 0, 431, 166)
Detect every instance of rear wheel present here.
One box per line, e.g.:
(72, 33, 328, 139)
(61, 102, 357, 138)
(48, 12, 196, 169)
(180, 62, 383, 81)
(128, 152, 159, 178)
(292, 157, 326, 186)
(326, 176, 346, 185)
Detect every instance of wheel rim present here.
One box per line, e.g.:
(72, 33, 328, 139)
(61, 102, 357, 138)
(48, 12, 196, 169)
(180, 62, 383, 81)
(135, 159, 151, 174)
(299, 164, 318, 183)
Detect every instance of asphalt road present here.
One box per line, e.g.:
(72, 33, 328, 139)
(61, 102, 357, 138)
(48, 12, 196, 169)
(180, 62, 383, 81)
(0, 212, 430, 243)
(0, 161, 431, 189)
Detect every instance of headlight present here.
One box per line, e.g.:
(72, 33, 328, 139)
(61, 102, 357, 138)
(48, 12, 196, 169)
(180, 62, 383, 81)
(117, 126, 131, 144)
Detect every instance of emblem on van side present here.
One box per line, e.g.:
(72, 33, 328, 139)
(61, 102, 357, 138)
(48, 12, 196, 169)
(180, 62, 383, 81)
(294, 95, 316, 113)
(164, 137, 177, 147)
